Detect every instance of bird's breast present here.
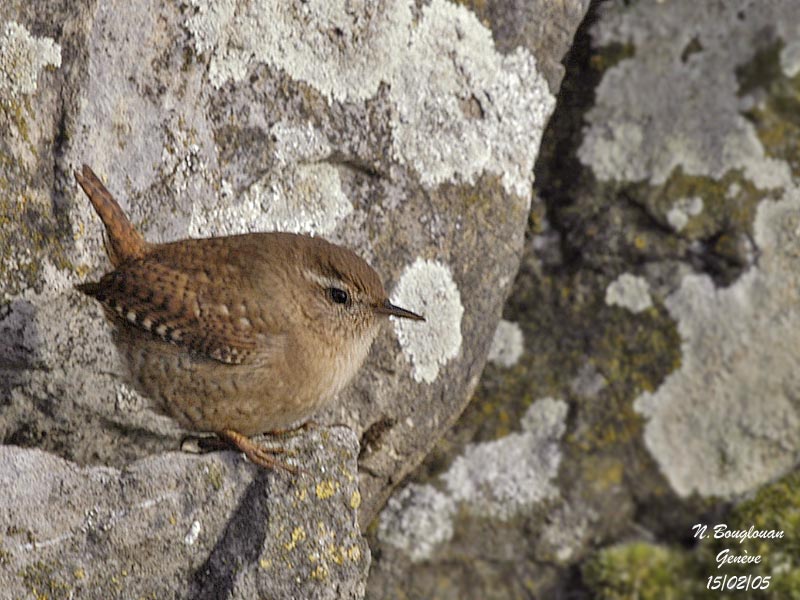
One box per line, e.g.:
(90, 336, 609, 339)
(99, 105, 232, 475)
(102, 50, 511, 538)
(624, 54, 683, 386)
(306, 325, 379, 403)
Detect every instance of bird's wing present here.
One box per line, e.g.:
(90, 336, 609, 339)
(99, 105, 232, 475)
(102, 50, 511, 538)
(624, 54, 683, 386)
(77, 252, 279, 365)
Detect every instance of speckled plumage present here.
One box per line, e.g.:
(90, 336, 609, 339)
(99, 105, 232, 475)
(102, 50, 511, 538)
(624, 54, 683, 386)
(74, 165, 423, 466)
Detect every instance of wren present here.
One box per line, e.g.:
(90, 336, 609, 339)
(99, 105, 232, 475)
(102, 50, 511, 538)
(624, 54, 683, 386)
(74, 165, 424, 471)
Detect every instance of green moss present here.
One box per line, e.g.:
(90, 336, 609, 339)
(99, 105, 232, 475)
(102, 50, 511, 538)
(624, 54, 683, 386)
(583, 542, 704, 600)
(732, 472, 800, 537)
(768, 571, 800, 600)
(642, 169, 768, 237)
(584, 471, 800, 599)
(593, 303, 681, 398)
(707, 471, 800, 596)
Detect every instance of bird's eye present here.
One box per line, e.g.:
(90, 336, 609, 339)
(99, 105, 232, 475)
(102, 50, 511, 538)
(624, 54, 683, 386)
(328, 287, 349, 305)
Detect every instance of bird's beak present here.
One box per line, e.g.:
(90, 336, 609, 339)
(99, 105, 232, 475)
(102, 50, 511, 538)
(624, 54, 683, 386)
(374, 299, 425, 321)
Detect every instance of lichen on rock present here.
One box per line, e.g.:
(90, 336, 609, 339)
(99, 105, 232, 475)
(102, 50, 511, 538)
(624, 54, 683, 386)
(578, 0, 798, 189)
(0, 427, 369, 599)
(0, 20, 61, 100)
(604, 273, 652, 314)
(377, 397, 569, 564)
(183, 0, 554, 202)
(487, 319, 524, 368)
(443, 397, 567, 520)
(189, 122, 352, 237)
(377, 483, 456, 563)
(388, 0, 554, 200)
(184, 0, 410, 101)
(391, 258, 463, 384)
(635, 189, 800, 497)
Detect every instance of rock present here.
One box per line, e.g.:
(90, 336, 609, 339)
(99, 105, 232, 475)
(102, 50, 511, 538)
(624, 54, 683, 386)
(579, 0, 800, 502)
(375, 397, 568, 558)
(0, 0, 560, 536)
(0, 0, 580, 595)
(584, 470, 800, 597)
(367, 0, 800, 598)
(0, 426, 368, 599)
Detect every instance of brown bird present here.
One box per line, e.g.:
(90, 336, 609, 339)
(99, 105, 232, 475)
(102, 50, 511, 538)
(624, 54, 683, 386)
(74, 165, 424, 471)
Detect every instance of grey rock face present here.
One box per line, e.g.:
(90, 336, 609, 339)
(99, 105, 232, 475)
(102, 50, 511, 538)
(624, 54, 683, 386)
(0, 427, 368, 599)
(0, 0, 559, 527)
(576, 0, 800, 503)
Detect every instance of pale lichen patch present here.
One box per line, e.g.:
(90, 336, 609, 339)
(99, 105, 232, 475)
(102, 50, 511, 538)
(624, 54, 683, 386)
(377, 483, 456, 563)
(391, 258, 463, 384)
(183, 520, 201, 546)
(182, 0, 554, 201)
(578, 0, 797, 190)
(635, 188, 800, 497)
(487, 319, 524, 368)
(389, 0, 554, 201)
(241, 162, 351, 235)
(666, 196, 703, 232)
(443, 397, 568, 520)
(189, 122, 351, 237)
(378, 398, 569, 562)
(183, 0, 236, 57)
(184, 0, 411, 101)
(780, 40, 800, 79)
(605, 273, 653, 314)
(0, 21, 61, 99)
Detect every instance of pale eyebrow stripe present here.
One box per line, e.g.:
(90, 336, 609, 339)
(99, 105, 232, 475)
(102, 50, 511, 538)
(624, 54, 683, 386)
(303, 269, 346, 290)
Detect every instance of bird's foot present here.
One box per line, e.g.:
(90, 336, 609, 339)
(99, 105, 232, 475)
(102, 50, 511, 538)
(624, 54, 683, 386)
(218, 429, 299, 474)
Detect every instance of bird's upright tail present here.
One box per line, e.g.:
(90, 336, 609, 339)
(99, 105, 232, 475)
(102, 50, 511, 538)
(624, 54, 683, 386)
(74, 164, 147, 266)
